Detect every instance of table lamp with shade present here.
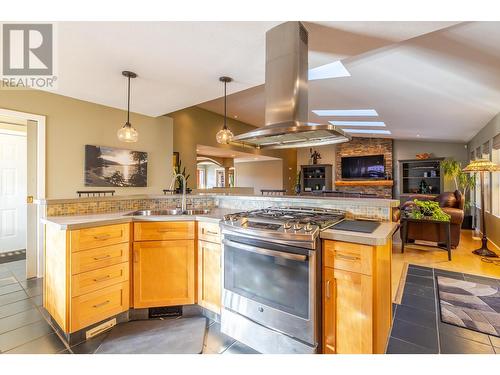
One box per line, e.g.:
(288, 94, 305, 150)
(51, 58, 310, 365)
(463, 158, 500, 257)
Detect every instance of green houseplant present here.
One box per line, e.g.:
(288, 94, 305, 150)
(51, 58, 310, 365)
(441, 158, 476, 209)
(407, 199, 451, 221)
(172, 159, 190, 193)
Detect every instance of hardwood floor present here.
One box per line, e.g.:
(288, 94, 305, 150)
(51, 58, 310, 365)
(391, 230, 500, 302)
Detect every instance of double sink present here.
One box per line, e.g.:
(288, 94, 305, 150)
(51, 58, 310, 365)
(126, 209, 211, 216)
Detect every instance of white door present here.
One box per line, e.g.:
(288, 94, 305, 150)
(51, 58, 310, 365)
(0, 131, 27, 253)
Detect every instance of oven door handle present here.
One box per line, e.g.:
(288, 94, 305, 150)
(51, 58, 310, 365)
(222, 239, 308, 262)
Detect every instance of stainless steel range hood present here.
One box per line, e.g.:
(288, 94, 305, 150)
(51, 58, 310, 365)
(232, 22, 350, 149)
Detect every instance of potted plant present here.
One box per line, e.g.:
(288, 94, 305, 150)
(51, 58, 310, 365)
(441, 158, 476, 228)
(172, 159, 191, 194)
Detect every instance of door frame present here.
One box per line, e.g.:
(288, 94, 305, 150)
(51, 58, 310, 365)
(0, 108, 46, 278)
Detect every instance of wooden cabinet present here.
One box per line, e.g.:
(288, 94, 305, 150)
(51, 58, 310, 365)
(132, 221, 196, 308)
(322, 239, 392, 354)
(70, 223, 130, 252)
(197, 240, 221, 313)
(198, 222, 221, 244)
(44, 223, 130, 334)
(197, 221, 222, 314)
(134, 221, 194, 241)
(45, 219, 220, 335)
(132, 240, 195, 308)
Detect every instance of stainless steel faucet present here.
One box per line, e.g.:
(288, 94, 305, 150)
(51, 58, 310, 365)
(169, 173, 187, 211)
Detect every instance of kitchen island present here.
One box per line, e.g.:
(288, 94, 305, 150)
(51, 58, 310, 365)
(41, 194, 398, 353)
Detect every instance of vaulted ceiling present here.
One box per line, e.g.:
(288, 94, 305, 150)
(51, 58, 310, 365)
(49, 21, 500, 142)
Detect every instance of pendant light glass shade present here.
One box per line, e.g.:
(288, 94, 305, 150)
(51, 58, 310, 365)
(117, 122, 139, 142)
(216, 127, 234, 144)
(216, 76, 233, 144)
(118, 71, 139, 143)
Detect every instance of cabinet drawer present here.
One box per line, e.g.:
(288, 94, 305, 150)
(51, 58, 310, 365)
(70, 281, 129, 333)
(198, 222, 221, 243)
(71, 262, 129, 297)
(323, 240, 373, 275)
(134, 221, 195, 241)
(71, 242, 129, 275)
(70, 223, 130, 252)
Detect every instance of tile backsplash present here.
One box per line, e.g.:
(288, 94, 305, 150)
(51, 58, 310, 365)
(44, 194, 396, 221)
(46, 197, 215, 216)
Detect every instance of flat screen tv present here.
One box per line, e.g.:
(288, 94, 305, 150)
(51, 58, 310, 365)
(341, 155, 385, 179)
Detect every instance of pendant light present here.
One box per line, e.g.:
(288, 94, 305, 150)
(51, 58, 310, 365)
(117, 70, 139, 142)
(216, 76, 234, 144)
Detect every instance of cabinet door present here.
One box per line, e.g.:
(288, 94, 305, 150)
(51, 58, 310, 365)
(197, 240, 221, 314)
(133, 240, 195, 308)
(322, 267, 336, 354)
(333, 269, 373, 354)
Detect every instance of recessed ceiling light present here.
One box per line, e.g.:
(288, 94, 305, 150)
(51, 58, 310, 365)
(234, 115, 238, 119)
(312, 109, 379, 117)
(342, 129, 391, 135)
(196, 149, 200, 152)
(308, 61, 351, 81)
(329, 121, 386, 127)
(231, 154, 236, 157)
(416, 134, 421, 137)
(254, 157, 258, 160)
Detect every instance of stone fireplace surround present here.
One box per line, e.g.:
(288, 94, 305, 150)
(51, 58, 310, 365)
(334, 137, 394, 198)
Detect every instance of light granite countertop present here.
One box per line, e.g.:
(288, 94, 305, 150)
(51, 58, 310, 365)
(41, 208, 240, 230)
(320, 221, 399, 246)
(43, 209, 398, 246)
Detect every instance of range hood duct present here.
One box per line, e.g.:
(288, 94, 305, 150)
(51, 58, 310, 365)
(232, 21, 350, 149)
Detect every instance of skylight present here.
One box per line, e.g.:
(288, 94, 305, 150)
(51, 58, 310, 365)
(312, 109, 379, 117)
(329, 121, 386, 127)
(342, 129, 391, 135)
(308, 61, 351, 81)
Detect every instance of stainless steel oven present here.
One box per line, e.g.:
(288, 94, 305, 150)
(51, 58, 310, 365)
(220, 232, 319, 354)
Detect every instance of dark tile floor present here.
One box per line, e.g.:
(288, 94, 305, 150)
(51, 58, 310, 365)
(0, 259, 257, 354)
(386, 264, 500, 354)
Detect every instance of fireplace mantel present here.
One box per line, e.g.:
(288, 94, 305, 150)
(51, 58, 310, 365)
(335, 180, 394, 187)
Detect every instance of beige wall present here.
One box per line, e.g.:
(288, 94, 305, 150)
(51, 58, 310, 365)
(170, 106, 296, 193)
(235, 160, 283, 194)
(0, 89, 173, 199)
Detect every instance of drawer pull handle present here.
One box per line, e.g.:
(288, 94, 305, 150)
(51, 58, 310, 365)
(93, 300, 110, 308)
(204, 230, 219, 235)
(94, 234, 112, 240)
(335, 253, 360, 261)
(93, 275, 111, 282)
(326, 280, 331, 299)
(157, 229, 170, 233)
(93, 254, 111, 260)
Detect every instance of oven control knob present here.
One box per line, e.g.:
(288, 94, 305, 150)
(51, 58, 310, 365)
(304, 223, 313, 232)
(258, 307, 264, 312)
(283, 221, 292, 230)
(293, 223, 303, 231)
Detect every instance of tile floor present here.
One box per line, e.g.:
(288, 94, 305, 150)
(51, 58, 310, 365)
(386, 264, 500, 354)
(0, 259, 257, 354)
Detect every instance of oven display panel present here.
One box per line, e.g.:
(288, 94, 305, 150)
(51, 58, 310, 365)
(244, 221, 282, 231)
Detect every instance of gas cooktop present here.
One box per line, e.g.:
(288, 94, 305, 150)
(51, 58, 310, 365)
(223, 207, 345, 230)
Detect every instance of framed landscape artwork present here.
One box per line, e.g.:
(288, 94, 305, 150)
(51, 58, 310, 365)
(85, 145, 148, 187)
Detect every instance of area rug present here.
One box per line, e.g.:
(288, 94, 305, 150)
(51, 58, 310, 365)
(437, 276, 500, 337)
(95, 317, 207, 354)
(0, 249, 26, 264)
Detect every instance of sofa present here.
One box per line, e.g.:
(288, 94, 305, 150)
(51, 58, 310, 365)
(400, 190, 465, 248)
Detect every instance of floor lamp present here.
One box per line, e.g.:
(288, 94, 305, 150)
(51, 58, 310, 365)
(463, 159, 500, 258)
